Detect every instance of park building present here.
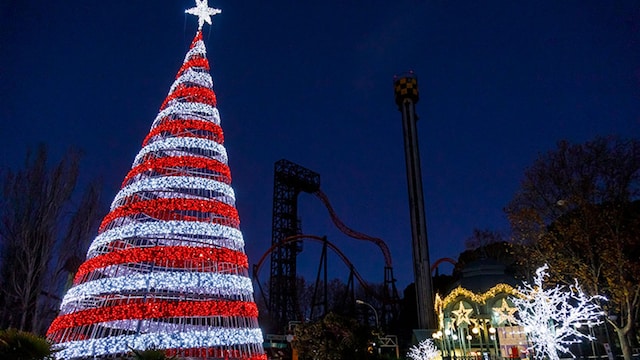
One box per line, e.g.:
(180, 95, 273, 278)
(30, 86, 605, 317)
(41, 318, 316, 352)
(433, 258, 527, 360)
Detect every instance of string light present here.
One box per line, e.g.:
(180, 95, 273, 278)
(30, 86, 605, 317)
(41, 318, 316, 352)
(436, 283, 520, 310)
(132, 137, 228, 166)
(54, 328, 263, 359)
(122, 155, 231, 187)
(169, 66, 213, 92)
(48, 299, 257, 334)
(61, 272, 253, 310)
(75, 245, 248, 283)
(152, 102, 220, 128)
(87, 220, 244, 257)
(113, 176, 234, 207)
(161, 84, 217, 110)
(142, 119, 224, 146)
(99, 197, 239, 232)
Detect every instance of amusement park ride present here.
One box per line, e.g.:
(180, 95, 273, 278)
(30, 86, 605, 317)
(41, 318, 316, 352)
(251, 159, 401, 334)
(253, 73, 441, 356)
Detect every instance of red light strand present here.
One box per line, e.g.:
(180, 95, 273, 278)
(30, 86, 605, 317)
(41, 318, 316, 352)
(143, 119, 224, 147)
(75, 246, 248, 284)
(99, 198, 239, 232)
(47, 299, 258, 335)
(122, 156, 231, 188)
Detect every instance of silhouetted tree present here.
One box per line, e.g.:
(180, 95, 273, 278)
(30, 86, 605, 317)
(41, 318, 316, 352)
(464, 228, 505, 251)
(0, 145, 102, 334)
(506, 136, 640, 360)
(293, 312, 372, 360)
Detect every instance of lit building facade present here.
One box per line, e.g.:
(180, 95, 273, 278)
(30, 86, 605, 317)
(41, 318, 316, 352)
(433, 260, 529, 360)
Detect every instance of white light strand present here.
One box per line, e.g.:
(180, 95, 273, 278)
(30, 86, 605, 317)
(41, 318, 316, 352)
(87, 221, 244, 258)
(54, 327, 262, 359)
(60, 272, 253, 312)
(88, 316, 259, 334)
(152, 102, 220, 128)
(133, 137, 227, 166)
(169, 68, 213, 94)
(111, 176, 235, 209)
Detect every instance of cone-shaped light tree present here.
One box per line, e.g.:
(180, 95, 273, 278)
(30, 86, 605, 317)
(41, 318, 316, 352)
(46, 2, 266, 359)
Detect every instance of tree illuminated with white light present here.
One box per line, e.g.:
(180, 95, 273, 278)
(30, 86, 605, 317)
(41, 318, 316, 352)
(511, 264, 605, 360)
(407, 338, 439, 360)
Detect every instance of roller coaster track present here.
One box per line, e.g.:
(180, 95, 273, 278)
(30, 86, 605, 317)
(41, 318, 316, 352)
(266, 159, 399, 331)
(253, 234, 375, 299)
(313, 190, 392, 268)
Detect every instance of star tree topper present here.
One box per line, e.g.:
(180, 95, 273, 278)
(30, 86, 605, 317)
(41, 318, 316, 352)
(186, 0, 221, 30)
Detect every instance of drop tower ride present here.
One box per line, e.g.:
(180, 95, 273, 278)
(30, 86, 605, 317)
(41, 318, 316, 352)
(393, 72, 436, 330)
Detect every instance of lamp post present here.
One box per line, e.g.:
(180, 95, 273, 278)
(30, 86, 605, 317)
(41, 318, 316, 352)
(472, 326, 484, 357)
(489, 327, 498, 360)
(587, 322, 597, 358)
(356, 299, 379, 331)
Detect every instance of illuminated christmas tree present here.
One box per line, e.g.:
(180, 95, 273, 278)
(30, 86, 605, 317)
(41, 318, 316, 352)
(46, 2, 266, 359)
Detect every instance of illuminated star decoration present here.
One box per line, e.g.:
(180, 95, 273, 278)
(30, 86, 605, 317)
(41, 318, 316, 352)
(451, 302, 473, 326)
(493, 298, 517, 325)
(185, 0, 222, 30)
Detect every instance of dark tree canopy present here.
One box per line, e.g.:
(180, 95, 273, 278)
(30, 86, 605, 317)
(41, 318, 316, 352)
(506, 136, 640, 360)
(0, 145, 102, 334)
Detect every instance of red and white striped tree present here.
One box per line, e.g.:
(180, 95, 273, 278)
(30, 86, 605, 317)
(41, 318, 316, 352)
(46, 2, 266, 359)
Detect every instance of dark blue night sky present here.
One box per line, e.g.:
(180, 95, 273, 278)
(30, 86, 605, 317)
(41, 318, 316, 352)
(1, 1, 639, 291)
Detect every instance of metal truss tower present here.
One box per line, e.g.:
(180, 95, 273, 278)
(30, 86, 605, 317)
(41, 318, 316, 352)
(269, 159, 321, 332)
(393, 72, 436, 330)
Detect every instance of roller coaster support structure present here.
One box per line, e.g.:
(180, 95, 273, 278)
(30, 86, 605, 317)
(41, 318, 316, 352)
(269, 159, 320, 332)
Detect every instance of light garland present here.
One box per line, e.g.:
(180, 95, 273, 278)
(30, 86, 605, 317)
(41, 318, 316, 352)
(122, 155, 231, 187)
(99, 197, 239, 232)
(87, 221, 244, 257)
(132, 137, 228, 166)
(161, 84, 217, 110)
(176, 56, 210, 79)
(75, 245, 248, 283)
(169, 66, 213, 92)
(437, 283, 520, 309)
(52, 327, 263, 359)
(152, 102, 220, 128)
(48, 299, 257, 334)
(112, 176, 235, 209)
(90, 317, 259, 335)
(143, 119, 224, 147)
(61, 272, 254, 310)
